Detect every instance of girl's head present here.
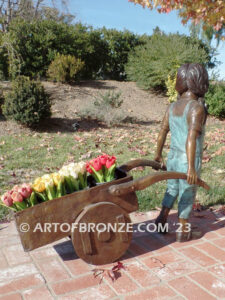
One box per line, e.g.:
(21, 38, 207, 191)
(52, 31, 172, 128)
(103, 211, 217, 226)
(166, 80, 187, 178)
(175, 63, 209, 97)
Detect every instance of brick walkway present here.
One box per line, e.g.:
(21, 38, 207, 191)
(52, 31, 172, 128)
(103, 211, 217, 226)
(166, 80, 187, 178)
(0, 209, 225, 300)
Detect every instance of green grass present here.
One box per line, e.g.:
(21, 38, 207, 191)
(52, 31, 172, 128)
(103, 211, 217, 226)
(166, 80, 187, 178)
(0, 124, 224, 220)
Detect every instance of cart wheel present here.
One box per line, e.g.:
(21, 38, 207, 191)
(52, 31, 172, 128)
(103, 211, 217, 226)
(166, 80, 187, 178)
(71, 202, 132, 265)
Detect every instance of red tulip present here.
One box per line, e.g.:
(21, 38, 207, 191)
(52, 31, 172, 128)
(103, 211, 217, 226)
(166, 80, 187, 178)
(18, 185, 32, 199)
(92, 158, 102, 171)
(106, 156, 116, 169)
(99, 154, 109, 165)
(86, 162, 93, 174)
(11, 191, 23, 203)
(1, 192, 13, 207)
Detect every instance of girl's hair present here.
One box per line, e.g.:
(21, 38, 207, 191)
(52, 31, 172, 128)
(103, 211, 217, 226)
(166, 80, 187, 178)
(175, 63, 189, 95)
(175, 63, 209, 97)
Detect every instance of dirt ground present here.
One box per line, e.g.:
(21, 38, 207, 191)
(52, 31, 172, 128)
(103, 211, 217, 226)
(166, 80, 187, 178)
(0, 80, 223, 135)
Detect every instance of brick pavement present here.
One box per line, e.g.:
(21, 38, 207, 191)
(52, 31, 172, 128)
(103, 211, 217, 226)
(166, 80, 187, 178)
(0, 209, 225, 300)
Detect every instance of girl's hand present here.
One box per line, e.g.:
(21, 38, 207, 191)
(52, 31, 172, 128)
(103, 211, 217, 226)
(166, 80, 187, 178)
(154, 155, 166, 169)
(187, 167, 198, 185)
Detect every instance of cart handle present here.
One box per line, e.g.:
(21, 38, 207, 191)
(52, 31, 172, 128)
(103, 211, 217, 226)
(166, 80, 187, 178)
(109, 171, 210, 196)
(118, 159, 166, 172)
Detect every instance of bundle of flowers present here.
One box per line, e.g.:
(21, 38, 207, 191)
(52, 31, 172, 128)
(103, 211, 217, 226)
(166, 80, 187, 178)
(1, 183, 37, 211)
(86, 154, 116, 183)
(0, 155, 117, 212)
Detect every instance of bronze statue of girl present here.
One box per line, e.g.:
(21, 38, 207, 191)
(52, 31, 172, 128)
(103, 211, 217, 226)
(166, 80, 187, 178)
(154, 63, 209, 242)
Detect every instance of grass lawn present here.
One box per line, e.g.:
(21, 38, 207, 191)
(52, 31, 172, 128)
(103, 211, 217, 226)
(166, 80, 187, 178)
(0, 123, 224, 221)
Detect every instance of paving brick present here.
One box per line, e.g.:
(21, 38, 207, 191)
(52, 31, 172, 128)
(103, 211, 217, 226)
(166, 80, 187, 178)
(57, 284, 116, 300)
(125, 285, 176, 300)
(37, 257, 70, 282)
(51, 274, 99, 295)
(23, 286, 53, 300)
(212, 238, 225, 249)
(0, 222, 18, 236)
(201, 231, 220, 240)
(2, 244, 31, 266)
(215, 226, 225, 236)
(0, 293, 23, 300)
(0, 235, 21, 248)
(0, 251, 8, 269)
(189, 271, 225, 298)
(30, 247, 58, 260)
(105, 270, 139, 295)
(195, 242, 225, 261)
(140, 235, 172, 253)
(53, 240, 78, 261)
(169, 276, 216, 300)
(152, 260, 198, 281)
(63, 257, 91, 276)
(170, 238, 203, 249)
(142, 250, 183, 269)
(0, 274, 44, 295)
(179, 246, 217, 267)
(0, 263, 38, 283)
(208, 264, 225, 279)
(127, 239, 150, 258)
(125, 261, 161, 287)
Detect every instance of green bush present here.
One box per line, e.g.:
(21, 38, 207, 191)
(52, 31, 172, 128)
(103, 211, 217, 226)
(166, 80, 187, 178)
(47, 54, 84, 83)
(78, 91, 126, 126)
(4, 20, 108, 79)
(3, 76, 51, 126)
(2, 19, 144, 80)
(100, 28, 144, 80)
(125, 33, 212, 91)
(205, 82, 225, 118)
(0, 89, 4, 114)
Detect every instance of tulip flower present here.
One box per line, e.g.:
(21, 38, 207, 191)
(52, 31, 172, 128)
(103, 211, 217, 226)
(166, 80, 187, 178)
(105, 155, 116, 182)
(0, 192, 15, 210)
(18, 184, 32, 199)
(51, 172, 66, 197)
(11, 191, 27, 210)
(42, 174, 56, 200)
(86, 158, 105, 183)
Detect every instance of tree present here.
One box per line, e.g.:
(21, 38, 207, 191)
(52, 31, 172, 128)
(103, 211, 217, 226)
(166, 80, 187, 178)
(128, 1, 225, 37)
(0, 0, 74, 31)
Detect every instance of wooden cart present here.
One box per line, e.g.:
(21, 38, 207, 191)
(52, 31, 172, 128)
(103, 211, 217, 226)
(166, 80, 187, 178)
(14, 159, 209, 265)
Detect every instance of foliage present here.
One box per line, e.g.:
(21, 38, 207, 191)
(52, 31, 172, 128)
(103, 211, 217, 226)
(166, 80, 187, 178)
(125, 33, 212, 91)
(100, 28, 144, 80)
(0, 88, 4, 114)
(205, 82, 225, 118)
(165, 72, 178, 103)
(0, 32, 9, 79)
(78, 91, 126, 126)
(94, 91, 123, 108)
(47, 53, 84, 83)
(4, 19, 79, 78)
(2, 76, 51, 126)
(2, 20, 109, 79)
(128, 1, 225, 37)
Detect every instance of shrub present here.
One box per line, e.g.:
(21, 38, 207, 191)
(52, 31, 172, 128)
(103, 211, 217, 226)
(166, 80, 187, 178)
(205, 82, 225, 118)
(3, 76, 51, 126)
(125, 33, 212, 91)
(78, 91, 126, 126)
(165, 71, 178, 103)
(0, 89, 4, 115)
(100, 28, 144, 80)
(47, 54, 84, 83)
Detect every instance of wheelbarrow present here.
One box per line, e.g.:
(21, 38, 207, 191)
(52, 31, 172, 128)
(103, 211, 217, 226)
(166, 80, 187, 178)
(14, 159, 209, 265)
